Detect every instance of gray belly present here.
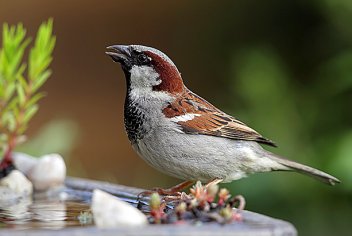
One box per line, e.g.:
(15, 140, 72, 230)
(132, 127, 269, 182)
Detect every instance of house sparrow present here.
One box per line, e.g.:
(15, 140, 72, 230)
(106, 45, 340, 193)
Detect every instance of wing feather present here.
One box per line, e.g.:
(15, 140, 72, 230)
(163, 89, 277, 147)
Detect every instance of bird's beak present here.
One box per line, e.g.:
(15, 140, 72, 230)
(105, 45, 131, 63)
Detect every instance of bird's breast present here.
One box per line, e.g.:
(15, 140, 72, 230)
(123, 88, 175, 143)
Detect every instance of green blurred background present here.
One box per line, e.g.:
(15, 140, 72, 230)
(1, 0, 351, 234)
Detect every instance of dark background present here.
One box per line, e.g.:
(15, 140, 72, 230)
(1, 0, 351, 235)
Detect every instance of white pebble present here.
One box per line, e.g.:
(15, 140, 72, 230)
(92, 189, 148, 228)
(13, 153, 66, 191)
(28, 154, 66, 191)
(0, 170, 33, 196)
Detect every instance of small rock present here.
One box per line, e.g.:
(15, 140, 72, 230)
(92, 189, 148, 228)
(28, 154, 66, 191)
(13, 153, 66, 191)
(0, 170, 33, 196)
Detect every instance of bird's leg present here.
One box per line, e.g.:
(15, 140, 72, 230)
(138, 180, 194, 200)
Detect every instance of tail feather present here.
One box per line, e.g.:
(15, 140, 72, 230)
(267, 153, 340, 186)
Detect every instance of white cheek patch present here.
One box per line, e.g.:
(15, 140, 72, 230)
(130, 65, 160, 88)
(170, 114, 201, 122)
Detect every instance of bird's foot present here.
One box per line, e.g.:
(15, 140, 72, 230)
(138, 190, 188, 203)
(137, 180, 194, 202)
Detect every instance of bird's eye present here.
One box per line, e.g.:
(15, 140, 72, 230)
(137, 54, 149, 64)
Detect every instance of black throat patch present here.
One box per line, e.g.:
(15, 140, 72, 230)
(124, 93, 147, 143)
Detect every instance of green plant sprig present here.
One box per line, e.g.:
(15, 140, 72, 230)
(0, 19, 55, 161)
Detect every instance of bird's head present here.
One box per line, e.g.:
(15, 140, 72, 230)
(106, 45, 184, 95)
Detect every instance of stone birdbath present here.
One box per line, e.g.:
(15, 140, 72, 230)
(0, 153, 297, 236)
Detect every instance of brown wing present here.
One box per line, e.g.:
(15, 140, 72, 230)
(163, 89, 277, 147)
